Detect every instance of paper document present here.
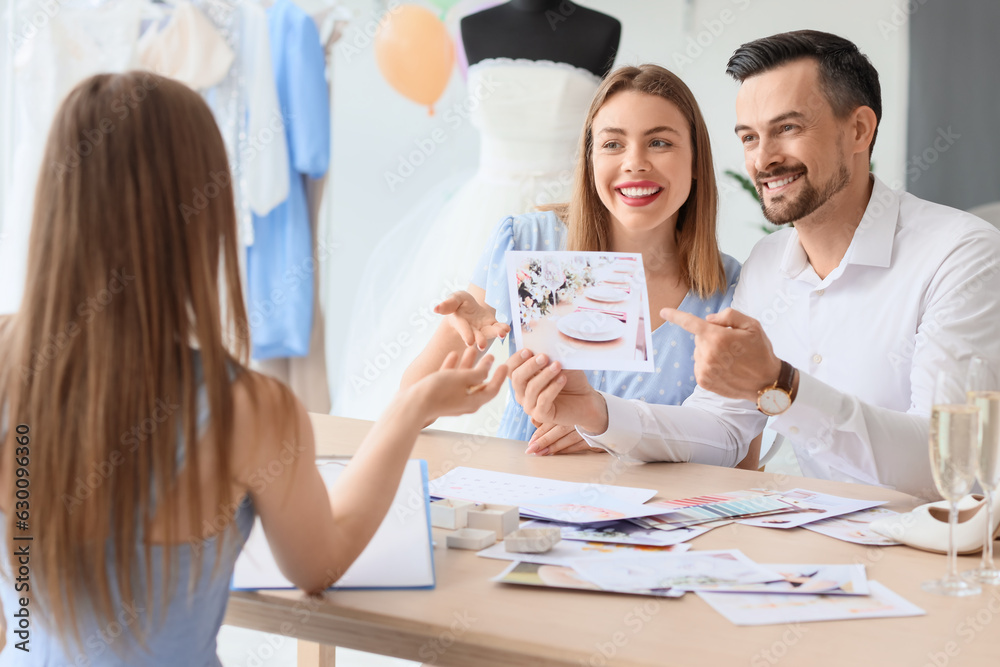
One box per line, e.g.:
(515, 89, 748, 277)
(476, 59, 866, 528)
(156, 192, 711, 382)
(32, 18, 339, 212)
(697, 581, 925, 625)
(683, 564, 870, 595)
(429, 467, 656, 510)
(232, 459, 435, 590)
(802, 507, 903, 545)
(476, 538, 690, 567)
(738, 489, 885, 529)
(571, 549, 783, 592)
(493, 561, 684, 598)
(521, 519, 710, 547)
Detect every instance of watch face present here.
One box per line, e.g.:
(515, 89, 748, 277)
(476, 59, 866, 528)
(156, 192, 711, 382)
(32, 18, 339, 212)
(758, 389, 792, 416)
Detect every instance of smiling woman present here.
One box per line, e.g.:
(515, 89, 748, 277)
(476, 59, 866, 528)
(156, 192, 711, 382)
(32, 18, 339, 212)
(403, 64, 752, 460)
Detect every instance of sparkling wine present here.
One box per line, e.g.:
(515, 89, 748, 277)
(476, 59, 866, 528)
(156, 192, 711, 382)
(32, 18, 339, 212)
(969, 390, 1000, 490)
(930, 404, 979, 502)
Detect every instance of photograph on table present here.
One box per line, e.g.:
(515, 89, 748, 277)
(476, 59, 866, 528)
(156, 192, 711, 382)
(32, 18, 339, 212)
(493, 561, 684, 599)
(505, 250, 654, 372)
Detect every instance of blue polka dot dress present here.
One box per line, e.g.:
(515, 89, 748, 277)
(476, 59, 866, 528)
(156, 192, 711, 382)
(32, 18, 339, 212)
(471, 210, 742, 441)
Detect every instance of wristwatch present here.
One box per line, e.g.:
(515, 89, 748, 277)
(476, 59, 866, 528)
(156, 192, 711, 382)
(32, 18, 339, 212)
(757, 360, 796, 416)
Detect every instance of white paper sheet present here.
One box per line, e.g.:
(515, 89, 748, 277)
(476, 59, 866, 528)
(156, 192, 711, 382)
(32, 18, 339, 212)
(697, 581, 925, 626)
(428, 467, 657, 511)
(802, 507, 903, 545)
(520, 491, 669, 524)
(683, 564, 870, 595)
(476, 537, 691, 566)
(570, 549, 783, 592)
(738, 489, 885, 529)
(231, 459, 435, 590)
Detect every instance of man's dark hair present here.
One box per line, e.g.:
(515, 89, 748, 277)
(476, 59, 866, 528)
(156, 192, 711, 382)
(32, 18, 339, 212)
(726, 30, 882, 157)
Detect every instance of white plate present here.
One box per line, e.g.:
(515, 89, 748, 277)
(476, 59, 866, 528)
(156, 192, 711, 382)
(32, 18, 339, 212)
(584, 285, 629, 303)
(556, 312, 626, 342)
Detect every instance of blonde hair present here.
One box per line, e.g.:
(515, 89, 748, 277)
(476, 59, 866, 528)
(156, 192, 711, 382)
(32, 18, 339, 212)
(543, 64, 726, 298)
(0, 72, 291, 649)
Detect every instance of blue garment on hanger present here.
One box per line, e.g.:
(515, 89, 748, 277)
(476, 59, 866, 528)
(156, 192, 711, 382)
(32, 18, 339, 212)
(247, 0, 331, 360)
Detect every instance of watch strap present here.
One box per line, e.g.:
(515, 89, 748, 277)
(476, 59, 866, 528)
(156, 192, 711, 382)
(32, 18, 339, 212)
(775, 360, 794, 393)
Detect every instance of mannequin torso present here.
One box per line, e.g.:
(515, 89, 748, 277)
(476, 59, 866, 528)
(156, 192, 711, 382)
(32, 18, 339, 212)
(461, 0, 620, 77)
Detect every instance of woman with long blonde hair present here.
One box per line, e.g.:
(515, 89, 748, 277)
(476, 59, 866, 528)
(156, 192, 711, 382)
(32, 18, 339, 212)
(404, 64, 749, 461)
(0, 72, 505, 665)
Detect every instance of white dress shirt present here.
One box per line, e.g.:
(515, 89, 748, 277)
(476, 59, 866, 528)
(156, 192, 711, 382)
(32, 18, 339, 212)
(581, 176, 1000, 500)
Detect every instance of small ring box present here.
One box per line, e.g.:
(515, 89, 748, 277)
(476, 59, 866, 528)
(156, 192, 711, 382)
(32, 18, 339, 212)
(503, 527, 562, 553)
(430, 498, 475, 530)
(445, 528, 497, 550)
(466, 503, 520, 539)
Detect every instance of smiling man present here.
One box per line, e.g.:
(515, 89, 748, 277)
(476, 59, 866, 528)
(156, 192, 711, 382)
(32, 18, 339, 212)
(509, 30, 1000, 499)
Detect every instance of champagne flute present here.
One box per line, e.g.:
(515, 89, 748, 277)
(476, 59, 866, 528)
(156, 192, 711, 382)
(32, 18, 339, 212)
(542, 257, 563, 312)
(965, 356, 1000, 585)
(923, 369, 982, 596)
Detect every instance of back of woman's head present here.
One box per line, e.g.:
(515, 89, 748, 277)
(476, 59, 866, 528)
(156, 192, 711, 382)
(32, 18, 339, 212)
(562, 63, 726, 297)
(0, 72, 254, 648)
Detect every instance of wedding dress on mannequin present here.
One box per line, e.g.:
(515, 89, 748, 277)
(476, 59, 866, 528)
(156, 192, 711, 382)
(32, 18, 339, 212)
(335, 58, 600, 432)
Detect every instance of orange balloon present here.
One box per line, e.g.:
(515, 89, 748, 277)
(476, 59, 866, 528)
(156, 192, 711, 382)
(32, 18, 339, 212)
(375, 5, 455, 115)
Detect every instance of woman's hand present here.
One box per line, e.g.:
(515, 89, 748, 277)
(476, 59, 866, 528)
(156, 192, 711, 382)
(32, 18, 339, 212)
(506, 349, 609, 434)
(408, 347, 507, 422)
(525, 421, 606, 456)
(435, 291, 510, 351)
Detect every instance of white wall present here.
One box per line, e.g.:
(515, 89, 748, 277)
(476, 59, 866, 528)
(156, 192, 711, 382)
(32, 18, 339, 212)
(319, 0, 909, 404)
(0, 2, 13, 278)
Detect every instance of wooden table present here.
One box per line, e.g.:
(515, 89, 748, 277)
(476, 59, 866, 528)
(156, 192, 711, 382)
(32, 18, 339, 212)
(224, 414, 1000, 667)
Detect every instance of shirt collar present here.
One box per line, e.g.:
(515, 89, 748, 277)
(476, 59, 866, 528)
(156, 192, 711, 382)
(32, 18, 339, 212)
(778, 175, 900, 280)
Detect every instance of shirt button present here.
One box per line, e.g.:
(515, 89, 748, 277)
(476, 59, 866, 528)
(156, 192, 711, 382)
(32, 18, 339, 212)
(812, 354, 822, 364)
(789, 426, 800, 434)
(816, 289, 825, 296)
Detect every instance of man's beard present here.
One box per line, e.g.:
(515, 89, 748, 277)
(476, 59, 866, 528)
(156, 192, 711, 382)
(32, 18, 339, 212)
(756, 161, 850, 225)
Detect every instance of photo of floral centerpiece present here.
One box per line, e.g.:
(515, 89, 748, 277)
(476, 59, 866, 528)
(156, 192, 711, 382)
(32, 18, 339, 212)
(505, 251, 654, 372)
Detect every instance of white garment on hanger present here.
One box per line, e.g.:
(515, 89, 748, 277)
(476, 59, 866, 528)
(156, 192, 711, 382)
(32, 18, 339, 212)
(240, 2, 290, 219)
(137, 1, 235, 91)
(1, 0, 142, 314)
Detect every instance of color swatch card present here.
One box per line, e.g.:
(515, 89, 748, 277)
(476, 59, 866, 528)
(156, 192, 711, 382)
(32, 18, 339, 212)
(634, 490, 794, 530)
(232, 459, 435, 591)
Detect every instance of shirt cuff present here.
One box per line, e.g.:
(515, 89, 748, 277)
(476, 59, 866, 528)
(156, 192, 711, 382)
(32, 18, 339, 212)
(769, 371, 838, 440)
(576, 391, 643, 455)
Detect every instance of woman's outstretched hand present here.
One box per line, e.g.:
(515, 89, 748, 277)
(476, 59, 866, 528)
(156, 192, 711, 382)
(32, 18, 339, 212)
(409, 347, 508, 423)
(506, 349, 609, 435)
(435, 290, 510, 351)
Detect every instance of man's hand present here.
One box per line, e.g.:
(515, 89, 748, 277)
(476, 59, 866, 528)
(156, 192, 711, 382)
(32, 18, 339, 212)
(660, 307, 781, 401)
(506, 349, 609, 433)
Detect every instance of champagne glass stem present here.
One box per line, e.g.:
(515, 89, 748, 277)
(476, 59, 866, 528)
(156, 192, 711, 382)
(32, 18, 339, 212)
(947, 502, 960, 582)
(983, 489, 996, 571)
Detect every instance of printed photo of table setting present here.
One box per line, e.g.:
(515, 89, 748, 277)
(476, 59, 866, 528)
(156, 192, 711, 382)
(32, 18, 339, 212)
(505, 250, 655, 372)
